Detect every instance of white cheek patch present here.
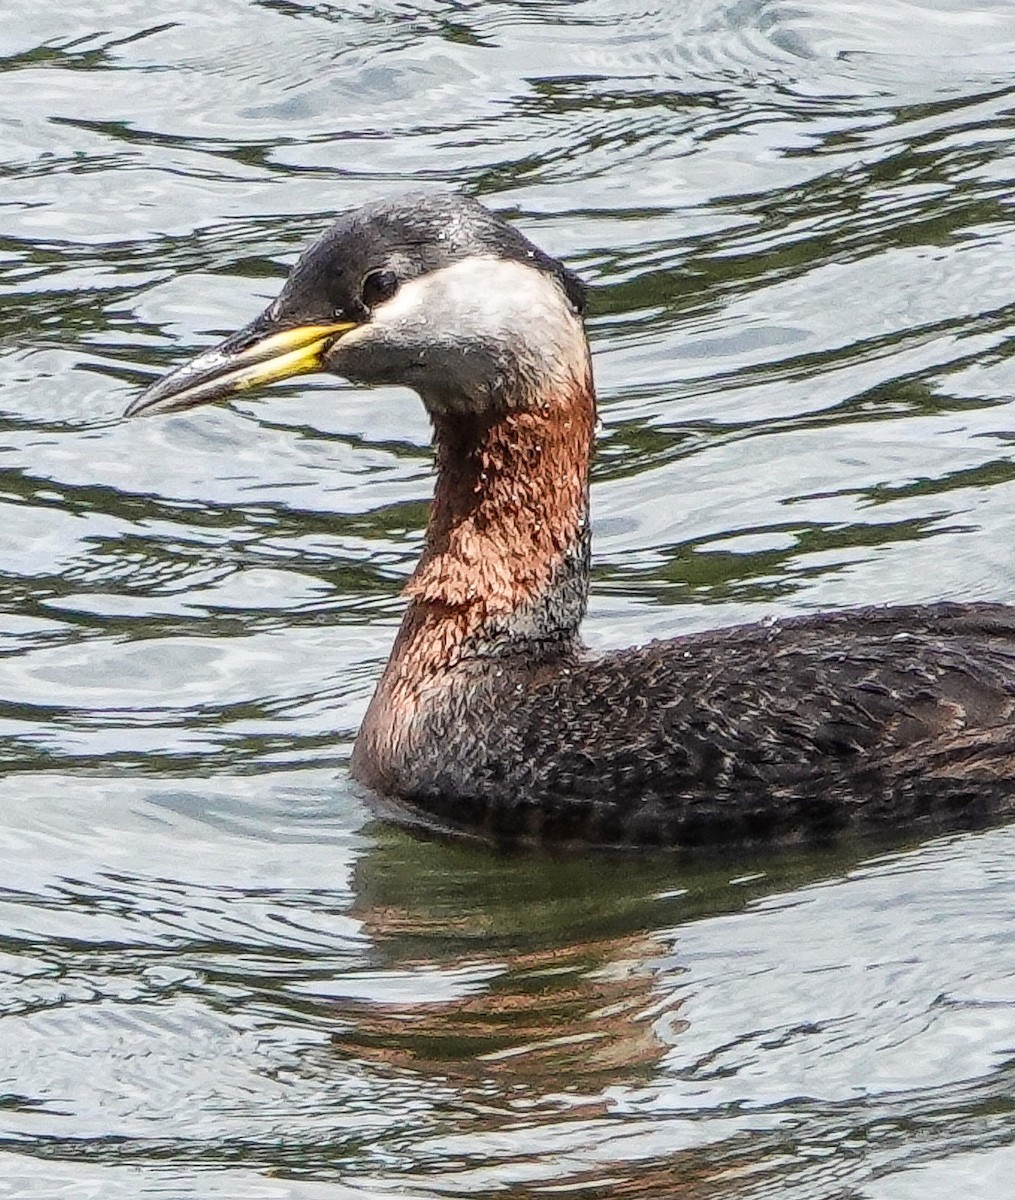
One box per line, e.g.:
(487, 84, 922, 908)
(335, 254, 588, 405)
(372, 256, 581, 348)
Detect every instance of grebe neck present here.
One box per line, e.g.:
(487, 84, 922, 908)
(402, 369, 596, 667)
(352, 311, 595, 791)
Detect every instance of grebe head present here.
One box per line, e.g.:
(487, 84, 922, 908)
(125, 192, 588, 420)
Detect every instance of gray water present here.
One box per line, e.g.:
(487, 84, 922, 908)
(4, 1, 1015, 1195)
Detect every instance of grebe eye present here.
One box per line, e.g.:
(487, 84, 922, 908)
(361, 269, 399, 310)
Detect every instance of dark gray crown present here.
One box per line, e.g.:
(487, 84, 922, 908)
(271, 192, 586, 326)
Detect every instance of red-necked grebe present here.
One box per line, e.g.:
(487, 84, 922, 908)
(126, 193, 1015, 848)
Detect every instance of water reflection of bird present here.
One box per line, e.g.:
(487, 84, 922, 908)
(127, 193, 1015, 849)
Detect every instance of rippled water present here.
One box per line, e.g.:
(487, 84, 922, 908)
(4, 0, 1015, 1195)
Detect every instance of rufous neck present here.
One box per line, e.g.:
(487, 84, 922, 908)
(352, 369, 595, 791)
(404, 372, 595, 660)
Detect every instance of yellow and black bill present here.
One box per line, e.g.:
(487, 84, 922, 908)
(124, 318, 356, 418)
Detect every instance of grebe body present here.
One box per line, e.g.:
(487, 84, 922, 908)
(127, 194, 1015, 848)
